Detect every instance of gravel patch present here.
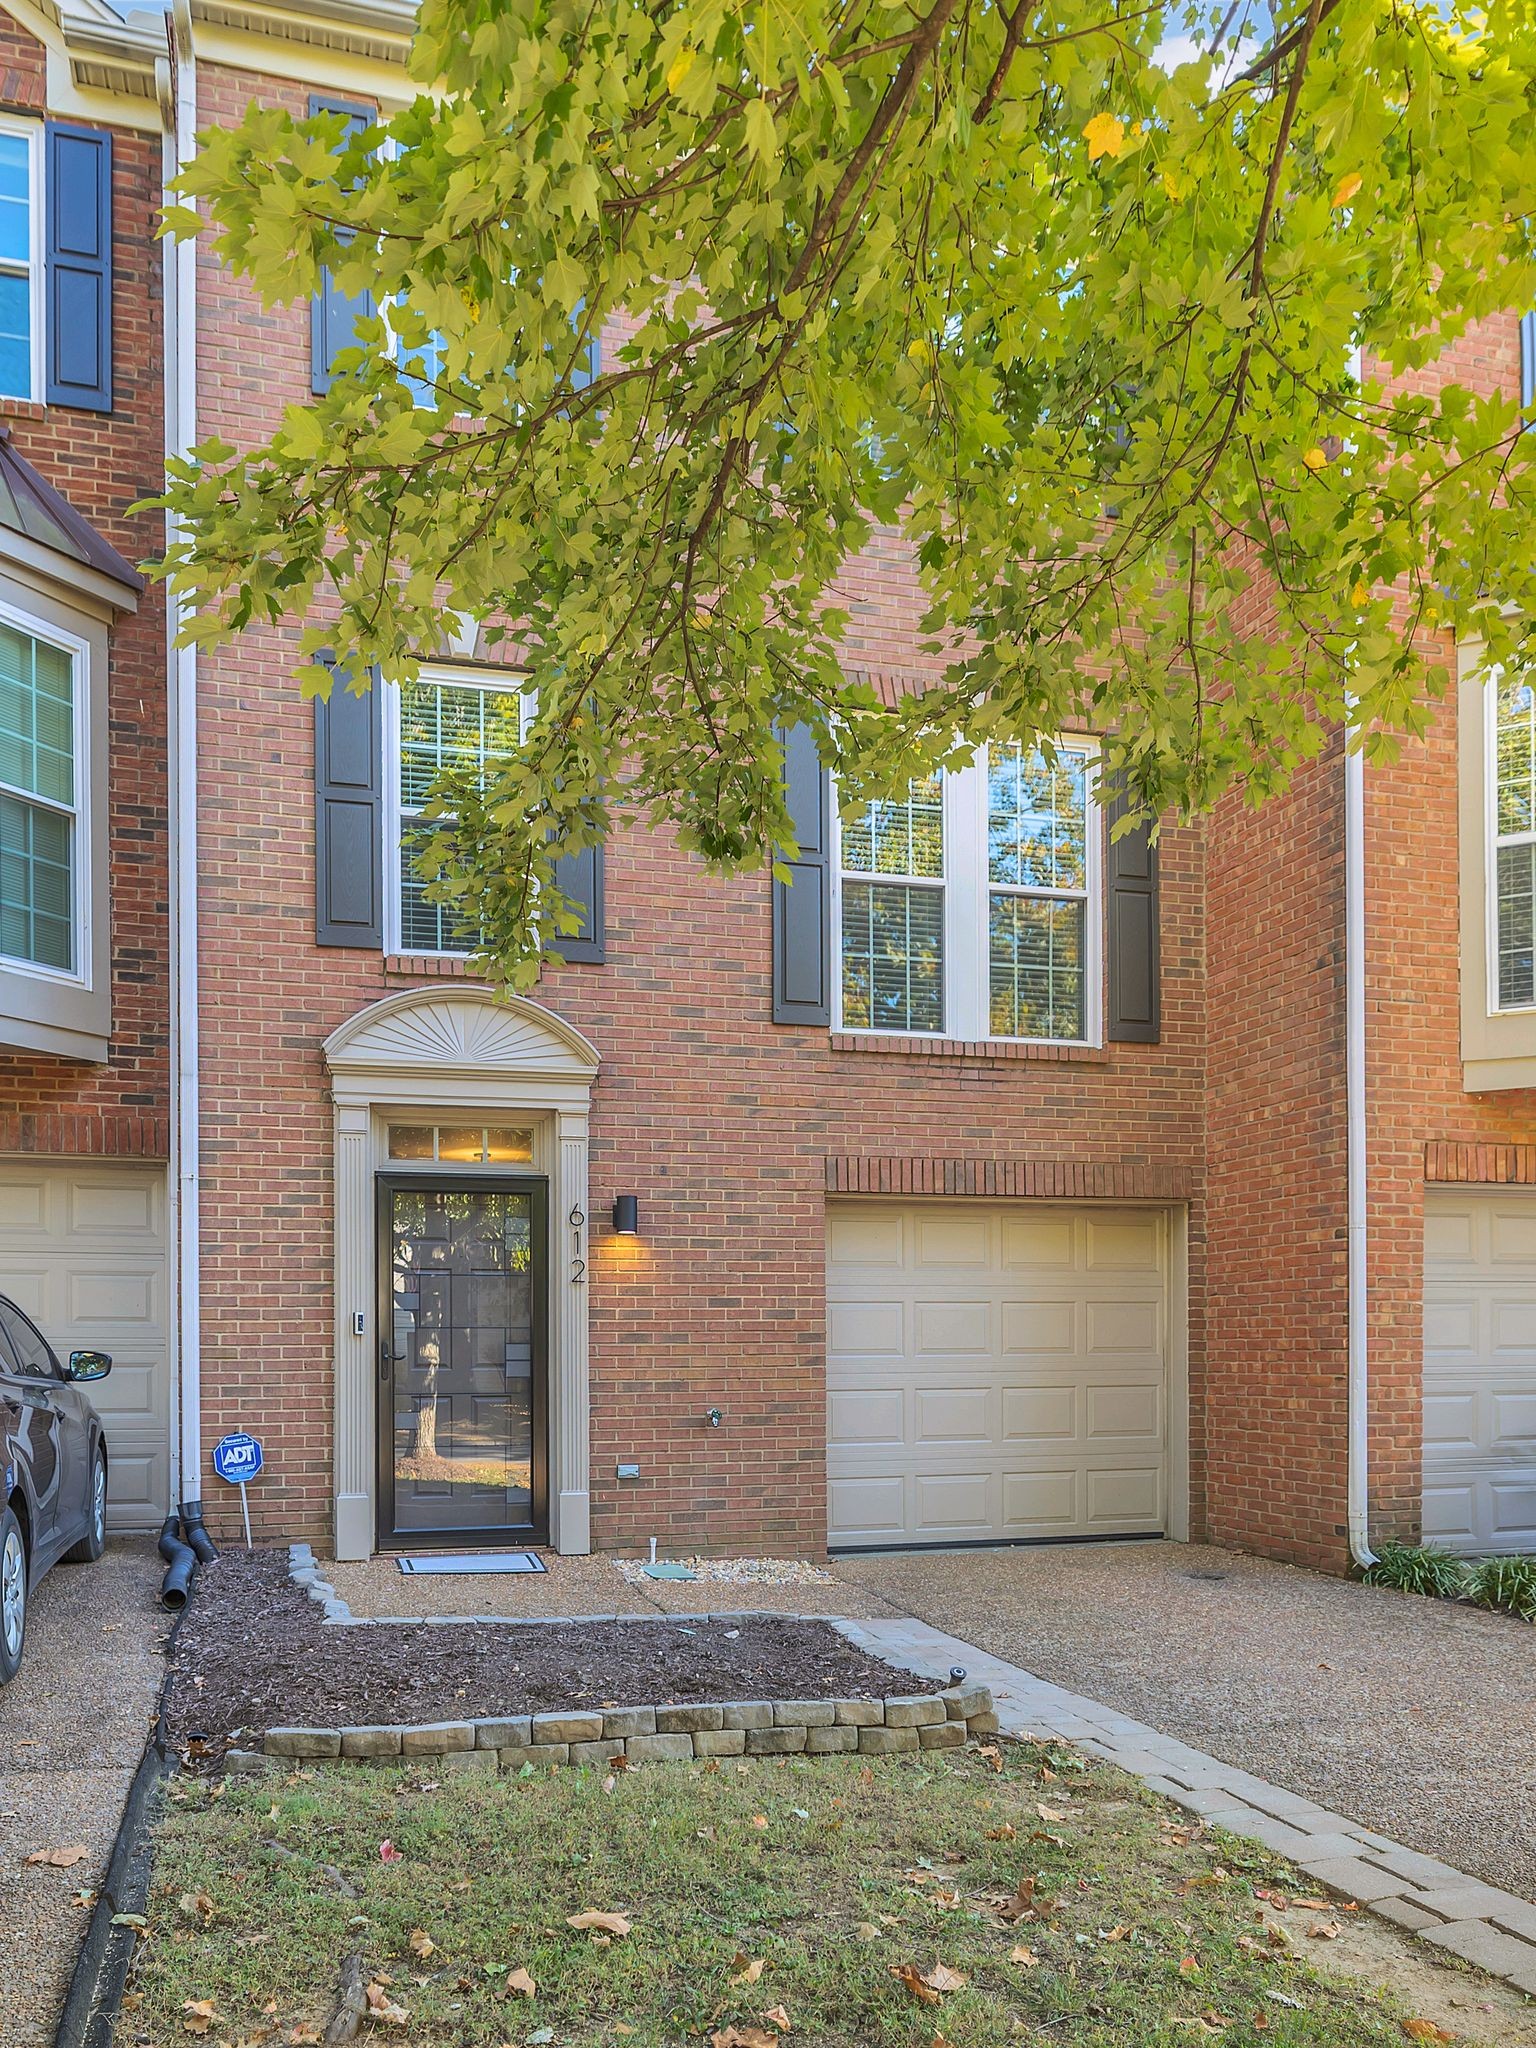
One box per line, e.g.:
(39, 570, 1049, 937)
(834, 1539, 1536, 1903)
(164, 1551, 923, 1763)
(0, 1539, 166, 2048)
(614, 1555, 835, 1586)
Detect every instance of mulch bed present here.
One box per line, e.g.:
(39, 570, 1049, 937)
(162, 1551, 926, 1764)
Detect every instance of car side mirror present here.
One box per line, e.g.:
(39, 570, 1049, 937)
(68, 1350, 111, 1383)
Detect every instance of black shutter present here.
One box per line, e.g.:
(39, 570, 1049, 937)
(549, 843, 605, 962)
(315, 662, 383, 948)
(771, 723, 831, 1025)
(1105, 778, 1160, 1044)
(309, 95, 374, 396)
(45, 122, 112, 413)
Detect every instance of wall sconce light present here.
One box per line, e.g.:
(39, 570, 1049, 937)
(612, 1195, 640, 1235)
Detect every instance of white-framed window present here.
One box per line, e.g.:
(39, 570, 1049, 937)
(1489, 670, 1536, 1011)
(384, 664, 529, 956)
(0, 116, 42, 405)
(832, 738, 1101, 1044)
(0, 600, 89, 981)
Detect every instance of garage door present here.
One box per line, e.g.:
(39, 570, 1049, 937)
(826, 1201, 1168, 1549)
(1423, 1190, 1536, 1554)
(0, 1161, 170, 1532)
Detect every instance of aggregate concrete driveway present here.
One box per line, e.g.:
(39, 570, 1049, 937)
(833, 1539, 1536, 1904)
(0, 1539, 165, 2048)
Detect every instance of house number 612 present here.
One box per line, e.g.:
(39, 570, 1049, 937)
(569, 1203, 587, 1286)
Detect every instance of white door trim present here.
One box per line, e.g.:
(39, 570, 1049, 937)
(323, 986, 599, 1560)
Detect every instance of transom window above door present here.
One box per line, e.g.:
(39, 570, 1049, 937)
(834, 739, 1100, 1044)
(387, 1124, 534, 1164)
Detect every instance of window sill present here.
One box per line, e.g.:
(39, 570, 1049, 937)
(829, 1031, 1109, 1064)
(383, 953, 489, 981)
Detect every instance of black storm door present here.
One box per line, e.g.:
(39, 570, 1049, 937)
(376, 1175, 548, 1547)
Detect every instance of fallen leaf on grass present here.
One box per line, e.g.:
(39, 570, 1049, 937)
(891, 1965, 942, 2006)
(751, 1815, 769, 1830)
(379, 1840, 403, 1863)
(1402, 2023, 1455, 2044)
(1036, 1804, 1068, 1822)
(710, 2030, 779, 2048)
(1308, 1921, 1343, 1941)
(998, 1875, 1039, 1924)
(1009, 1945, 1039, 1967)
(568, 1910, 632, 1937)
(181, 1998, 221, 2035)
(365, 1983, 409, 2026)
(25, 1844, 88, 1868)
(506, 1966, 538, 1997)
(922, 1965, 968, 1995)
(1178, 1955, 1200, 1977)
(764, 2004, 791, 2032)
(178, 1891, 217, 1925)
(288, 2026, 322, 2045)
(409, 1927, 436, 1959)
(984, 1823, 1016, 1841)
(853, 1923, 878, 1942)
(730, 1955, 766, 1985)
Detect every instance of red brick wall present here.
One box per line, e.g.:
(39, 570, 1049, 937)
(191, 60, 1209, 1552)
(1204, 728, 1351, 1571)
(0, 14, 169, 1156)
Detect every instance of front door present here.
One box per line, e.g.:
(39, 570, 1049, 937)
(377, 1176, 547, 1547)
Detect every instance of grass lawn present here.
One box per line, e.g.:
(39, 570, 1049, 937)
(128, 1741, 1468, 2047)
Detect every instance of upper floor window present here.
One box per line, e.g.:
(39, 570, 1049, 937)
(0, 119, 39, 405)
(1492, 672, 1536, 1010)
(387, 667, 527, 955)
(0, 611, 83, 976)
(833, 739, 1100, 1044)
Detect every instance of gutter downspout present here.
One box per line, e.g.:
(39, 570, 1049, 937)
(1345, 341, 1375, 1571)
(162, 0, 201, 1517)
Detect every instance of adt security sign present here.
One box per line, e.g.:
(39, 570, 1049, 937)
(213, 1431, 263, 1483)
(212, 1431, 263, 1547)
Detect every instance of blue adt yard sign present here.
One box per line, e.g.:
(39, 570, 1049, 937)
(212, 1431, 263, 1483)
(212, 1431, 263, 1547)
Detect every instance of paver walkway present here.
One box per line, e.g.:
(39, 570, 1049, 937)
(841, 1612, 1536, 2000)
(0, 1539, 165, 2048)
(833, 1539, 1536, 1904)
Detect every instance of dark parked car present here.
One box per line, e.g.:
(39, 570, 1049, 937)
(0, 1292, 111, 1683)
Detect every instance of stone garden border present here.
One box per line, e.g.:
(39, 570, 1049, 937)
(250, 1685, 998, 1774)
(222, 1545, 997, 1775)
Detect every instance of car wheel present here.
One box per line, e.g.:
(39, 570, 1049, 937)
(0, 1506, 26, 1685)
(63, 1451, 107, 1565)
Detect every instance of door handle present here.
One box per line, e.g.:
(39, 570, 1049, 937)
(379, 1340, 403, 1380)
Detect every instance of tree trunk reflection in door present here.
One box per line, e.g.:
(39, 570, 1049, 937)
(389, 1188, 534, 1536)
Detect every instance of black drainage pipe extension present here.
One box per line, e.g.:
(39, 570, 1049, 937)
(158, 1513, 196, 1609)
(179, 1498, 218, 1564)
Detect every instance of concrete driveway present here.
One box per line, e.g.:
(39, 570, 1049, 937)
(833, 1539, 1536, 1904)
(0, 1538, 165, 2048)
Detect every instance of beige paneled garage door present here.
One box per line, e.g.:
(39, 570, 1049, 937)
(826, 1201, 1168, 1548)
(0, 1161, 170, 1531)
(1423, 1190, 1536, 1555)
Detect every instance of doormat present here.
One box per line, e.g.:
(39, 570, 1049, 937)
(396, 1552, 547, 1575)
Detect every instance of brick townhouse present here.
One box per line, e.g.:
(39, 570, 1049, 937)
(0, 0, 1531, 1578)
(0, 0, 171, 1536)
